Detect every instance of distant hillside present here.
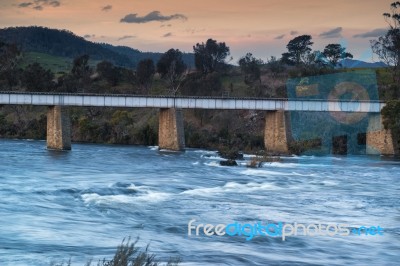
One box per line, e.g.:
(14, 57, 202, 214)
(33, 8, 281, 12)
(0, 26, 194, 69)
(340, 59, 387, 69)
(101, 44, 194, 69)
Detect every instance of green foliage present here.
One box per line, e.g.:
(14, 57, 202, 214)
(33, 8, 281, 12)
(193, 39, 230, 75)
(322, 44, 353, 67)
(23, 62, 55, 91)
(371, 2, 400, 82)
(110, 110, 133, 143)
(136, 59, 155, 93)
(101, 43, 194, 69)
(181, 72, 222, 96)
(156, 49, 187, 95)
(0, 112, 11, 136)
(77, 117, 100, 142)
(57, 74, 80, 93)
(24, 114, 47, 139)
(19, 52, 73, 74)
(0, 41, 20, 73)
(0, 41, 21, 89)
(111, 111, 132, 126)
(0, 26, 134, 67)
(134, 124, 157, 146)
(72, 55, 91, 78)
(267, 56, 286, 74)
(97, 61, 120, 86)
(157, 49, 186, 79)
(185, 130, 209, 148)
(68, 54, 93, 92)
(238, 53, 263, 84)
(282, 35, 313, 65)
(382, 100, 400, 131)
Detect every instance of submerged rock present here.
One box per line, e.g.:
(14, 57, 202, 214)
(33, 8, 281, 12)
(217, 150, 244, 160)
(220, 159, 238, 166)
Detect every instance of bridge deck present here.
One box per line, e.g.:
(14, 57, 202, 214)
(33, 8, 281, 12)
(0, 92, 384, 112)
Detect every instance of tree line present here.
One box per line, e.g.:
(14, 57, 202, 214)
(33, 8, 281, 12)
(0, 2, 399, 99)
(0, 36, 362, 94)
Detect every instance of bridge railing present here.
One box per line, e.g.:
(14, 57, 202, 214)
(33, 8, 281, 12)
(0, 91, 385, 112)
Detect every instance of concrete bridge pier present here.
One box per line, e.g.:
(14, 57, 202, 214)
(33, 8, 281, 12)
(158, 108, 185, 151)
(47, 106, 71, 150)
(366, 113, 396, 155)
(264, 110, 291, 154)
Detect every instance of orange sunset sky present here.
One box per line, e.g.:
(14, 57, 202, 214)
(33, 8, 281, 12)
(0, 0, 395, 62)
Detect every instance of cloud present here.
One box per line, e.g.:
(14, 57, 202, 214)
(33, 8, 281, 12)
(48, 0, 60, 7)
(353, 28, 387, 38)
(120, 11, 187, 24)
(319, 27, 342, 38)
(184, 28, 205, 34)
(18, 2, 33, 7)
(290, 31, 298, 36)
(118, 35, 136, 41)
(275, 34, 285, 40)
(18, 0, 60, 10)
(102, 5, 112, 12)
(162, 32, 173, 38)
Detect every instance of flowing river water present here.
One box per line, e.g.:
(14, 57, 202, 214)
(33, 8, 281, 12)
(0, 139, 399, 265)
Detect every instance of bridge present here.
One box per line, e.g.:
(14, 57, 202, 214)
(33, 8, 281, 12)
(0, 92, 395, 155)
(0, 92, 384, 111)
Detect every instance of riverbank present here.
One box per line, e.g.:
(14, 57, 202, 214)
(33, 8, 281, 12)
(0, 105, 266, 154)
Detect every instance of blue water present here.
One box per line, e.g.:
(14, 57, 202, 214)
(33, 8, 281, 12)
(0, 139, 399, 265)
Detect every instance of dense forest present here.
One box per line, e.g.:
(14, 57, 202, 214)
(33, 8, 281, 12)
(0, 26, 194, 69)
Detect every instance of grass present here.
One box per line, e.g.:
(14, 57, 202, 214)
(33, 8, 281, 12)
(19, 52, 101, 75)
(19, 52, 73, 74)
(51, 237, 181, 266)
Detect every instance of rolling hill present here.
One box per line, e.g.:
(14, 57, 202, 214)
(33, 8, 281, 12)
(340, 59, 387, 68)
(0, 26, 194, 69)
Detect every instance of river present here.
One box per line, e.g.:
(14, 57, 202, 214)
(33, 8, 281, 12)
(0, 139, 399, 265)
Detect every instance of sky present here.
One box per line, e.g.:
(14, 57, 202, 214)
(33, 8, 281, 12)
(0, 0, 395, 62)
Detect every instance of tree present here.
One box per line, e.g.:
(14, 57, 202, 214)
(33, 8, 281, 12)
(22, 63, 54, 92)
(0, 41, 20, 89)
(57, 54, 92, 93)
(322, 44, 353, 67)
(136, 59, 155, 93)
(306, 51, 326, 67)
(156, 49, 187, 95)
(267, 56, 285, 74)
(0, 41, 19, 73)
(72, 54, 90, 78)
(238, 53, 263, 84)
(193, 39, 230, 74)
(71, 54, 92, 92)
(371, 2, 400, 83)
(281, 35, 313, 65)
(96, 61, 119, 86)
